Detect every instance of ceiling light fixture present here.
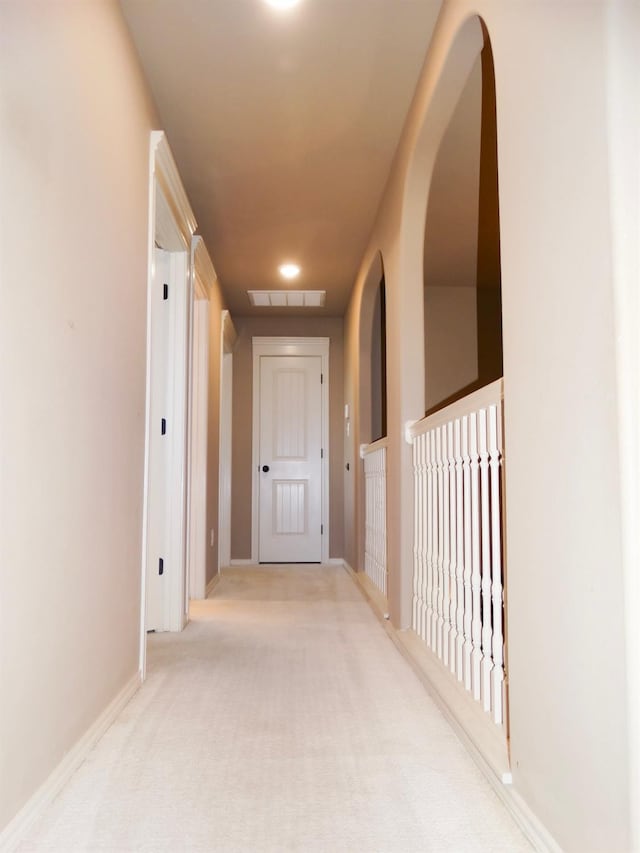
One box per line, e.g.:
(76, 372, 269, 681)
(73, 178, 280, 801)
(278, 263, 301, 280)
(265, 0, 300, 9)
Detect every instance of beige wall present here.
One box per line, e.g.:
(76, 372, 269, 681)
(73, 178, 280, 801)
(0, 0, 159, 832)
(422, 56, 481, 293)
(424, 286, 478, 410)
(230, 316, 344, 561)
(343, 3, 632, 850)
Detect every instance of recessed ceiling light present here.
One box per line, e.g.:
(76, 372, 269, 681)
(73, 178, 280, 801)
(265, 0, 300, 9)
(279, 263, 301, 280)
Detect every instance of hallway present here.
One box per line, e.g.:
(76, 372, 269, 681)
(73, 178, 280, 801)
(18, 566, 529, 853)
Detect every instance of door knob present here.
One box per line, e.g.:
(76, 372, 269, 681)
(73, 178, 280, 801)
(262, 465, 270, 473)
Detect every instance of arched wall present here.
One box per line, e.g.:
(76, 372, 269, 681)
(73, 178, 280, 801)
(343, 3, 632, 851)
(343, 249, 384, 573)
(358, 251, 385, 448)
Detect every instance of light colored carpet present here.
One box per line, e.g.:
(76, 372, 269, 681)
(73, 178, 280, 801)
(17, 565, 531, 852)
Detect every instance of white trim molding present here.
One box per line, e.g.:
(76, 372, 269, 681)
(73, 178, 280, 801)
(192, 235, 216, 299)
(251, 337, 330, 564)
(205, 573, 221, 598)
(151, 131, 196, 248)
(0, 674, 141, 853)
(140, 132, 197, 677)
(221, 309, 237, 355)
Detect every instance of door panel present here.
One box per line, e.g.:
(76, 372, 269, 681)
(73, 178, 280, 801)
(274, 480, 307, 534)
(259, 355, 322, 562)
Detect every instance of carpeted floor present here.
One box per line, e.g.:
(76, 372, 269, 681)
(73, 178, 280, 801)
(17, 565, 531, 852)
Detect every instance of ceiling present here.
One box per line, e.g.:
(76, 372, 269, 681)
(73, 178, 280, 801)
(120, 0, 442, 316)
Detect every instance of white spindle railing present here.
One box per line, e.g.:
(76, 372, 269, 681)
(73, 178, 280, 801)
(360, 438, 388, 598)
(407, 379, 505, 725)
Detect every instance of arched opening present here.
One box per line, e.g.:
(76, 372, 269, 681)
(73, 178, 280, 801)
(403, 19, 510, 759)
(357, 251, 389, 597)
(370, 273, 387, 441)
(358, 251, 387, 445)
(423, 29, 502, 413)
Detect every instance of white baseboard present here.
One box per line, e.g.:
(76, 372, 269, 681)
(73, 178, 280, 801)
(205, 573, 221, 598)
(327, 557, 346, 566)
(502, 789, 564, 853)
(0, 672, 141, 853)
(229, 559, 253, 566)
(349, 579, 562, 853)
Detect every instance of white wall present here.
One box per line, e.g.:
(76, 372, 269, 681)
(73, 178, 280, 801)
(0, 0, 158, 832)
(344, 2, 634, 850)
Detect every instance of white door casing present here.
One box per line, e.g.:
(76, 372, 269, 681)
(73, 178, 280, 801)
(218, 310, 236, 572)
(187, 298, 209, 600)
(146, 247, 171, 630)
(140, 132, 196, 676)
(186, 236, 216, 601)
(252, 337, 329, 564)
(144, 234, 189, 635)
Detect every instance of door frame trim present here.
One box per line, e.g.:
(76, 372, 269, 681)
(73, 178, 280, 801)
(139, 131, 196, 677)
(186, 237, 214, 602)
(251, 337, 330, 564)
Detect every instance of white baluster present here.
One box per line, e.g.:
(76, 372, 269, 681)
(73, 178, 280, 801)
(426, 430, 435, 648)
(364, 457, 370, 582)
(435, 426, 445, 661)
(375, 450, 384, 589)
(378, 455, 382, 591)
(442, 424, 451, 668)
(368, 457, 373, 586)
(469, 412, 483, 701)
(419, 434, 427, 639)
(377, 451, 382, 592)
(420, 434, 428, 640)
(461, 415, 473, 690)
(382, 447, 387, 597)
(447, 420, 458, 674)
(412, 437, 420, 632)
(489, 404, 505, 725)
(479, 408, 493, 712)
(454, 418, 465, 680)
(430, 429, 439, 651)
(363, 447, 387, 598)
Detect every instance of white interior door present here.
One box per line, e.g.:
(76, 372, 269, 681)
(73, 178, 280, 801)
(258, 355, 323, 562)
(146, 247, 171, 630)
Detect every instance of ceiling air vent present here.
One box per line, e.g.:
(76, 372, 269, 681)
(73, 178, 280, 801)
(248, 290, 326, 308)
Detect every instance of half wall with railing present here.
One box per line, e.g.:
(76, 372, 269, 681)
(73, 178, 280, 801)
(407, 379, 506, 726)
(360, 438, 388, 598)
